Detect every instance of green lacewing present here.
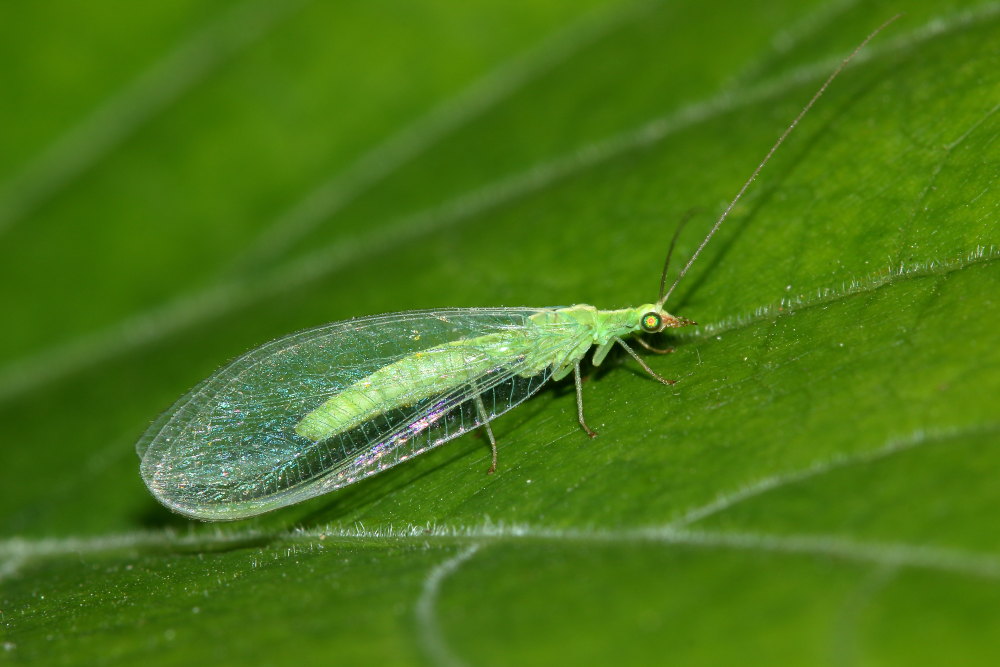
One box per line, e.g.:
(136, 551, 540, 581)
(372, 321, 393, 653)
(138, 19, 897, 520)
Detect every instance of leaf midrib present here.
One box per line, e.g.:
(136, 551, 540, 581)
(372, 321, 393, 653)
(3, 420, 997, 580)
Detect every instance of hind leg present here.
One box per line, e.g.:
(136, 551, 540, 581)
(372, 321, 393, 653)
(574, 361, 597, 438)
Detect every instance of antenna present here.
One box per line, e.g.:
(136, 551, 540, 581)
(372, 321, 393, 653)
(657, 14, 902, 308)
(657, 208, 699, 303)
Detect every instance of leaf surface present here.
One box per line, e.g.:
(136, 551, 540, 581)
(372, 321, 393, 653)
(1, 0, 998, 664)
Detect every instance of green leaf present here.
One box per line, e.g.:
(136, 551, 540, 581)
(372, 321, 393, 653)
(2, 0, 998, 664)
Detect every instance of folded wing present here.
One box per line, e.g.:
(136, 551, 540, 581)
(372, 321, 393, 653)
(138, 308, 580, 520)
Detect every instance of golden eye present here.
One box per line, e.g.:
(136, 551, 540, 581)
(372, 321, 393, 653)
(641, 312, 662, 333)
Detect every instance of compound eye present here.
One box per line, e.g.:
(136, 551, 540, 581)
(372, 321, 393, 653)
(640, 312, 662, 333)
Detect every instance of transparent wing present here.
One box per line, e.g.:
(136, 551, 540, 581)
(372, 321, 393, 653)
(138, 308, 583, 520)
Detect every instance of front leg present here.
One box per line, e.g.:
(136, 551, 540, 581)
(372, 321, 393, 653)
(616, 337, 676, 385)
(635, 337, 675, 355)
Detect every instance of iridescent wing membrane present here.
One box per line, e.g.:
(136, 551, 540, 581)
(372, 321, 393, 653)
(138, 308, 580, 519)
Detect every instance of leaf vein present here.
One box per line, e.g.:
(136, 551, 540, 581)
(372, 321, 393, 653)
(415, 544, 482, 667)
(666, 422, 999, 529)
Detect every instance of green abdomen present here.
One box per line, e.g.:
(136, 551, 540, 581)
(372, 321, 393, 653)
(294, 333, 526, 442)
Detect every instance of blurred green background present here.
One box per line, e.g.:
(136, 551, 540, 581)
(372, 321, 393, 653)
(1, 0, 998, 664)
